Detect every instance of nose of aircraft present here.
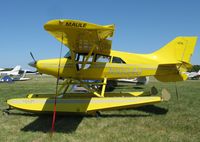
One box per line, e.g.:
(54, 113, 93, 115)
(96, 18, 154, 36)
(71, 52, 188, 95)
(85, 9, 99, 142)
(28, 61, 36, 68)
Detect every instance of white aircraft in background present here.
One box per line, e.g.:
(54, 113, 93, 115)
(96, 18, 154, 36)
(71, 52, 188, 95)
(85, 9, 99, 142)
(0, 70, 31, 82)
(0, 68, 4, 71)
(186, 70, 200, 80)
(101, 77, 149, 91)
(0, 65, 21, 76)
(117, 77, 149, 85)
(13, 70, 31, 81)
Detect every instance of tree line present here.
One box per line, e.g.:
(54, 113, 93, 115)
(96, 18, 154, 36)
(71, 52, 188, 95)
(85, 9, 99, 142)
(189, 65, 200, 72)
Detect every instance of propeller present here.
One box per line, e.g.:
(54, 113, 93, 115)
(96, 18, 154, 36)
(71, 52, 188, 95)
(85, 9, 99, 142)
(29, 52, 37, 68)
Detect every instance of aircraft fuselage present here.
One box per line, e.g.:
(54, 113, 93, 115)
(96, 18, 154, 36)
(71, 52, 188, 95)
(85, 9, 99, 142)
(32, 50, 182, 81)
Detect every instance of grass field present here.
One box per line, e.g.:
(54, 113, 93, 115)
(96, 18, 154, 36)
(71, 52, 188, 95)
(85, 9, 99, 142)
(0, 75, 200, 142)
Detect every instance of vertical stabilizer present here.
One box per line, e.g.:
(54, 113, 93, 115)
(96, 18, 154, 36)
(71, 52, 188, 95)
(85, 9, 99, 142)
(153, 37, 198, 64)
(11, 65, 21, 72)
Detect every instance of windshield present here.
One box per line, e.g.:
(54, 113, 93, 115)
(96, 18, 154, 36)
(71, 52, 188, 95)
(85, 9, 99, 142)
(64, 51, 71, 59)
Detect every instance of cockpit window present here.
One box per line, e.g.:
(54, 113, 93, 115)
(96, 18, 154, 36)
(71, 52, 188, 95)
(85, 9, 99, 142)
(95, 55, 111, 63)
(112, 57, 126, 64)
(64, 51, 71, 59)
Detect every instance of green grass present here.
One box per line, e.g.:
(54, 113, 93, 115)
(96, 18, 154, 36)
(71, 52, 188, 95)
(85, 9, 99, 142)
(0, 76, 200, 142)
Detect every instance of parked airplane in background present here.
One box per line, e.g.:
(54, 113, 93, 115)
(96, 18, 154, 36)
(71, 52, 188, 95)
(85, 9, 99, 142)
(0, 68, 4, 71)
(0, 70, 31, 82)
(186, 70, 200, 80)
(13, 70, 31, 81)
(117, 77, 149, 85)
(104, 77, 149, 91)
(0, 65, 21, 76)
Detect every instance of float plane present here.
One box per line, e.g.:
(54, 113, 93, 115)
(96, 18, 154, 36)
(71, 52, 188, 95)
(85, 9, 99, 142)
(6, 19, 198, 115)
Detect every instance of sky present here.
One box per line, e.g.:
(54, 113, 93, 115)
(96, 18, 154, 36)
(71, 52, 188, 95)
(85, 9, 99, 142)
(0, 0, 199, 70)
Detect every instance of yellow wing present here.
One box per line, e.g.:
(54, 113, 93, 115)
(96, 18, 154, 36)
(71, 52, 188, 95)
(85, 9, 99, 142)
(44, 19, 115, 54)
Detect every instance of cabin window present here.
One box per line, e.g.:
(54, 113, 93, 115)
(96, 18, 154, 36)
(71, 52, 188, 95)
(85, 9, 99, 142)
(76, 53, 94, 62)
(95, 55, 111, 63)
(112, 57, 126, 64)
(75, 53, 94, 70)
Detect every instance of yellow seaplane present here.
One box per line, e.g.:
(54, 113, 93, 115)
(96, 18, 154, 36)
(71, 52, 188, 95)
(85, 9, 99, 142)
(6, 19, 197, 115)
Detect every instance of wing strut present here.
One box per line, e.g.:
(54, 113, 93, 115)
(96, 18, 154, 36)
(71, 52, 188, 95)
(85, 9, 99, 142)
(101, 78, 107, 97)
(80, 44, 96, 70)
(57, 78, 108, 98)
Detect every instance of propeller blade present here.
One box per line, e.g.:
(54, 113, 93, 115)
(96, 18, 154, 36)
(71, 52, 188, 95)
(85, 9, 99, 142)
(30, 52, 36, 62)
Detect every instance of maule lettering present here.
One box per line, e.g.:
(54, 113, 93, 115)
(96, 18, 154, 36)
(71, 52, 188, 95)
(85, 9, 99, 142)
(65, 22, 87, 28)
